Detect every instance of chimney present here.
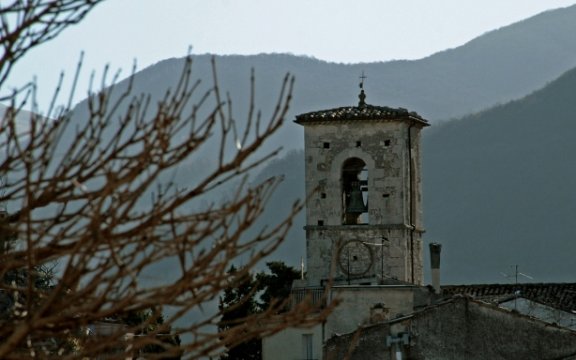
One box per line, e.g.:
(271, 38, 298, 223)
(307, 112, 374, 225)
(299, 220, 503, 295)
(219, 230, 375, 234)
(429, 243, 442, 294)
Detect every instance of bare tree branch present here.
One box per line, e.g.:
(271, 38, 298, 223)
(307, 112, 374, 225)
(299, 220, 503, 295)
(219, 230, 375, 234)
(0, 0, 104, 89)
(0, 2, 332, 358)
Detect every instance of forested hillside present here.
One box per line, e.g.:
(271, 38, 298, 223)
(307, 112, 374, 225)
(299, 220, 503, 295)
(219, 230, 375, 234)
(423, 66, 576, 284)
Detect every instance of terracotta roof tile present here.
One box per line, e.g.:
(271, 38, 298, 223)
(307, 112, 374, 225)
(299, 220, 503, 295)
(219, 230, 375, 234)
(294, 104, 429, 126)
(442, 283, 576, 313)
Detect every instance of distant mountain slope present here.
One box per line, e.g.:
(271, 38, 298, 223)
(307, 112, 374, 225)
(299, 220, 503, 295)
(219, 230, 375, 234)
(72, 4, 576, 153)
(403, 3, 576, 119)
(423, 65, 576, 284)
(0, 103, 37, 129)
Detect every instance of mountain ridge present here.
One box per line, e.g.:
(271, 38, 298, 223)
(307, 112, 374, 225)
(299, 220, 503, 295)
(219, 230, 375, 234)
(93, 4, 576, 131)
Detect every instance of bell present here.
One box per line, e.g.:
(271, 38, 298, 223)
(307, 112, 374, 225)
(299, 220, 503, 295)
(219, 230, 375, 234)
(346, 181, 367, 214)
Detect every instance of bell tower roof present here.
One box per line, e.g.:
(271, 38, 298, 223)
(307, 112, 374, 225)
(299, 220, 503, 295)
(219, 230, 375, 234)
(296, 72, 428, 126)
(294, 103, 429, 126)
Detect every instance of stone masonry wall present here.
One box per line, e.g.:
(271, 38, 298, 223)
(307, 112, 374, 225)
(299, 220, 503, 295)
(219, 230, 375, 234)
(302, 120, 425, 286)
(325, 297, 576, 360)
(305, 226, 423, 286)
(410, 297, 576, 360)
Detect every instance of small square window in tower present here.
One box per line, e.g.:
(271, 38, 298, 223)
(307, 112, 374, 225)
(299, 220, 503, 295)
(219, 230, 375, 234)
(342, 157, 368, 225)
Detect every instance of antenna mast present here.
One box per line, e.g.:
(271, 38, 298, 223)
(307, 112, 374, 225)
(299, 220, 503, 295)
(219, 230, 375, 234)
(500, 265, 534, 310)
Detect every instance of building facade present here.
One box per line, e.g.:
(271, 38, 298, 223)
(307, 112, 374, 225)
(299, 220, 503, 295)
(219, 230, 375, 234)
(324, 296, 576, 360)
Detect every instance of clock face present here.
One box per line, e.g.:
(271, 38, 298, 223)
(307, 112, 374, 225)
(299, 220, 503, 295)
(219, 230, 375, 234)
(338, 240, 373, 276)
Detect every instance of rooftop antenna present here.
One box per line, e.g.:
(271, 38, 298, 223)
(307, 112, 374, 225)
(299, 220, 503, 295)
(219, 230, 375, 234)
(358, 71, 367, 107)
(500, 264, 533, 310)
(500, 264, 533, 285)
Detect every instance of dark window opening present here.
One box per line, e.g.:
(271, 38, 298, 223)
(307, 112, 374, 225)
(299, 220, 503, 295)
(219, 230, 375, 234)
(356, 141, 362, 147)
(384, 140, 391, 147)
(382, 193, 390, 198)
(323, 142, 330, 149)
(317, 220, 324, 226)
(342, 157, 369, 225)
(320, 193, 326, 199)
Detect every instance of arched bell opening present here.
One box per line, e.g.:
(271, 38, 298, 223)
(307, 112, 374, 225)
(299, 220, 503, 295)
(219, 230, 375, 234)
(342, 157, 368, 225)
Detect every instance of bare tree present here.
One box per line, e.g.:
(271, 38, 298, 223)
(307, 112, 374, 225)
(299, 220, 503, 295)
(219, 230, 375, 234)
(0, 1, 332, 358)
(0, 0, 106, 89)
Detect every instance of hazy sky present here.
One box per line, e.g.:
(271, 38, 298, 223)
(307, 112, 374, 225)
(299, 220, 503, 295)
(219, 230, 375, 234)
(6, 0, 576, 110)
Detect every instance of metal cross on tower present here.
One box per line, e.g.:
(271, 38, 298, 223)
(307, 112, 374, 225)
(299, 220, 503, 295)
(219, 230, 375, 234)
(359, 72, 367, 89)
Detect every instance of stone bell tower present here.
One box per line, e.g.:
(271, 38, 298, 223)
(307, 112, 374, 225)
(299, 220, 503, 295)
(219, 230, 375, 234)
(295, 82, 429, 287)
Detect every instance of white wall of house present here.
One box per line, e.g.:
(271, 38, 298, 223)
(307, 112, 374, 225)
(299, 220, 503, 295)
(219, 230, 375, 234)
(262, 323, 323, 360)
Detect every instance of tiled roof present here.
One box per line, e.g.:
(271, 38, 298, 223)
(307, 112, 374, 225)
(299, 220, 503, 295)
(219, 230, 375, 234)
(294, 104, 429, 126)
(442, 283, 576, 313)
